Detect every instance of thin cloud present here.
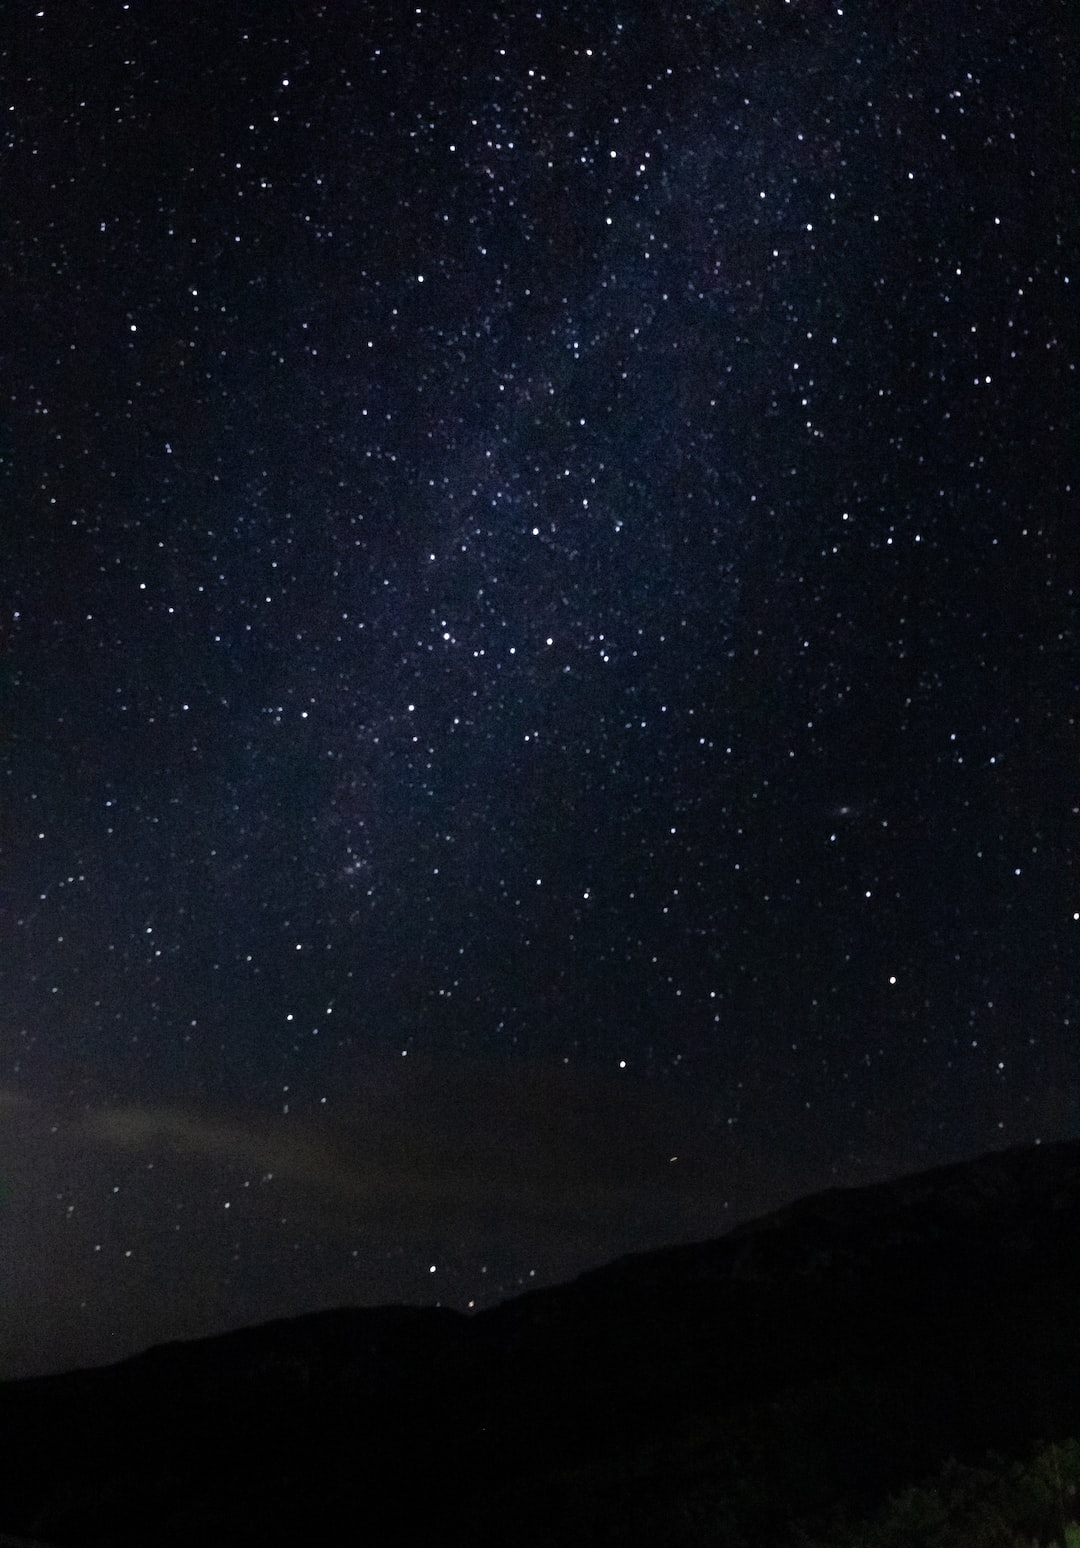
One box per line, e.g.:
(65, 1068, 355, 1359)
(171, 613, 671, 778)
(80, 1104, 369, 1195)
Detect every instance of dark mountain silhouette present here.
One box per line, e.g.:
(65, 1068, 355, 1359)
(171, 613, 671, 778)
(1, 1138, 1077, 1546)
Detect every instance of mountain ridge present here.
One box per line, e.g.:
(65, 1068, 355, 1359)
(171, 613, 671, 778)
(1, 1136, 1077, 1545)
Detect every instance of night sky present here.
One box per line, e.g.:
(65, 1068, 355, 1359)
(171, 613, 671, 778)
(3, 0, 1074, 1380)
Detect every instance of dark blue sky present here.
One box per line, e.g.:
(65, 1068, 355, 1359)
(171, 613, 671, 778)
(2, 0, 1073, 1378)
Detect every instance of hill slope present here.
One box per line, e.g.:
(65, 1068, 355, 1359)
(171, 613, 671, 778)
(0, 1137, 1077, 1545)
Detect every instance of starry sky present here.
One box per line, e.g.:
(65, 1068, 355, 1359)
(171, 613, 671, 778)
(3, 0, 1074, 1379)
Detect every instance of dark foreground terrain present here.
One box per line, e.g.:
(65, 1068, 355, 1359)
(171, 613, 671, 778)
(1, 1137, 1077, 1546)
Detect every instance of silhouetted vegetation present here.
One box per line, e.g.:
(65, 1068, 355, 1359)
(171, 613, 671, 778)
(792, 1438, 1080, 1548)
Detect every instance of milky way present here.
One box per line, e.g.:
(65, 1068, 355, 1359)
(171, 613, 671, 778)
(2, 0, 1073, 1377)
